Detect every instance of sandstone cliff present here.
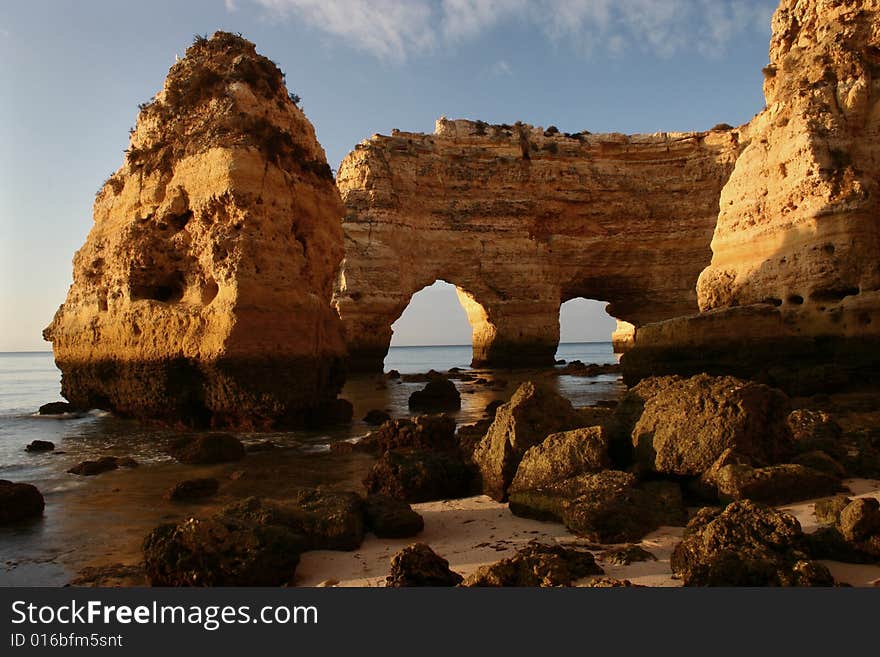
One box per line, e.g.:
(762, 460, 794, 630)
(335, 119, 741, 371)
(625, 0, 880, 392)
(44, 32, 348, 428)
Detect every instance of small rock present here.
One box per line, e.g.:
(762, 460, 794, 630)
(408, 378, 461, 412)
(463, 543, 603, 587)
(814, 495, 852, 525)
(38, 401, 83, 416)
(385, 370, 401, 380)
(68, 456, 119, 476)
(599, 545, 658, 566)
(25, 440, 55, 453)
(386, 544, 463, 587)
(168, 478, 220, 502)
(0, 480, 45, 524)
(167, 434, 246, 464)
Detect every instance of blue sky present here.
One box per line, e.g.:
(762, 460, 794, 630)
(0, 0, 777, 350)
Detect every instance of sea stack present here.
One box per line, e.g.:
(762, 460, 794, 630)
(43, 32, 348, 428)
(624, 0, 880, 392)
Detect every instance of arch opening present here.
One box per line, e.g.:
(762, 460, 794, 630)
(385, 280, 489, 372)
(556, 298, 619, 364)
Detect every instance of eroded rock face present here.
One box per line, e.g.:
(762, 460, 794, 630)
(462, 543, 603, 587)
(626, 1, 880, 390)
(43, 32, 347, 429)
(335, 119, 741, 370)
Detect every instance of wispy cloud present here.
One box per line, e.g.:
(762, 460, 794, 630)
(243, 0, 776, 62)
(490, 59, 513, 77)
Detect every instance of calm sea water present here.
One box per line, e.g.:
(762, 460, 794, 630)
(0, 344, 621, 585)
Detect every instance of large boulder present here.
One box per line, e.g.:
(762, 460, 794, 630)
(386, 544, 463, 587)
(68, 456, 137, 476)
(706, 462, 844, 505)
(363, 449, 473, 503)
(671, 500, 834, 586)
(473, 382, 588, 501)
(623, 375, 793, 476)
(509, 471, 685, 544)
(364, 495, 424, 538)
(167, 434, 246, 464)
(463, 543, 603, 587)
(0, 480, 45, 525)
(509, 426, 610, 493)
(143, 516, 303, 586)
(408, 379, 461, 412)
(25, 440, 55, 453)
(218, 493, 365, 552)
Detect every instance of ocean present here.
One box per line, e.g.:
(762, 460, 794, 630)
(0, 344, 622, 585)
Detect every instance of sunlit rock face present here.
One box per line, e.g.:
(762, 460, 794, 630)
(334, 118, 741, 371)
(625, 0, 880, 393)
(44, 32, 348, 428)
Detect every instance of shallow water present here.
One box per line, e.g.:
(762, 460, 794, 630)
(0, 344, 622, 586)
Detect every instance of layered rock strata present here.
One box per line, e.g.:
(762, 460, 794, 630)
(625, 0, 880, 391)
(44, 32, 348, 428)
(334, 119, 741, 371)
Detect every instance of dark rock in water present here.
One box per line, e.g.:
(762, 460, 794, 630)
(706, 462, 844, 505)
(339, 415, 458, 455)
(68, 456, 120, 476)
(143, 515, 304, 587)
(473, 382, 589, 502)
(509, 471, 685, 544)
(599, 545, 657, 566)
(408, 378, 461, 412)
(386, 544, 463, 587)
(814, 496, 852, 525)
(595, 400, 619, 409)
(463, 543, 603, 587)
(117, 457, 139, 468)
(787, 409, 845, 459)
(555, 359, 567, 365)
(401, 369, 445, 383)
(363, 409, 392, 426)
(168, 478, 220, 502)
(0, 480, 45, 524)
(364, 449, 473, 503)
(364, 495, 424, 538)
(670, 500, 834, 587)
(559, 362, 622, 377)
(167, 434, 246, 464)
(621, 374, 794, 477)
(25, 440, 55, 453)
(509, 426, 611, 493)
(38, 401, 83, 416)
(386, 370, 401, 380)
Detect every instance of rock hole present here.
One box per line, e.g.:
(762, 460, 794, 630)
(823, 243, 836, 255)
(201, 278, 219, 305)
(130, 272, 185, 303)
(169, 210, 193, 232)
(762, 297, 783, 307)
(810, 286, 860, 302)
(787, 295, 804, 305)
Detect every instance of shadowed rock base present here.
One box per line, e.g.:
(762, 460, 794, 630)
(622, 334, 880, 397)
(57, 355, 347, 430)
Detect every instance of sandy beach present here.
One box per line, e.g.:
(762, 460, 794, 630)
(296, 478, 880, 588)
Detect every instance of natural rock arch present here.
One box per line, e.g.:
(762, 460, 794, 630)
(334, 119, 742, 371)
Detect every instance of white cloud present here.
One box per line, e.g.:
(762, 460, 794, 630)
(225, 0, 238, 12)
(490, 59, 513, 76)
(247, 0, 776, 62)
